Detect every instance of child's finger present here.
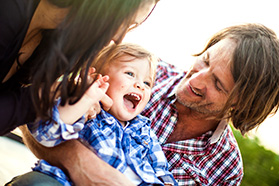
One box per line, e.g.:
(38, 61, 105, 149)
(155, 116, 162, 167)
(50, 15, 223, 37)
(95, 75, 109, 86)
(102, 75, 109, 82)
(89, 67, 96, 74)
(101, 94, 113, 111)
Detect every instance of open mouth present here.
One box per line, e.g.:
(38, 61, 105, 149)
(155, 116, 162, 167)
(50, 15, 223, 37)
(190, 85, 203, 97)
(123, 93, 141, 110)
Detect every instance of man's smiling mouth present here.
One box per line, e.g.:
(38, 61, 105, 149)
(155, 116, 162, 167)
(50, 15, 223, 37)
(190, 85, 202, 97)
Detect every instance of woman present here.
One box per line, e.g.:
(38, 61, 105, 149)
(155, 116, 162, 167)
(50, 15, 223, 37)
(0, 0, 158, 135)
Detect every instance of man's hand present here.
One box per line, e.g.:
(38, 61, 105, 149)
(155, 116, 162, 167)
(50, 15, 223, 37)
(20, 125, 135, 186)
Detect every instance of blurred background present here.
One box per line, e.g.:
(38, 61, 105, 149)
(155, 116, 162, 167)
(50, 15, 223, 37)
(1, 0, 278, 185)
(124, 0, 279, 185)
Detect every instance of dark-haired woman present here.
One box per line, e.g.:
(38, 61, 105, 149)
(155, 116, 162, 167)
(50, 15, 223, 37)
(1, 0, 158, 185)
(0, 0, 157, 135)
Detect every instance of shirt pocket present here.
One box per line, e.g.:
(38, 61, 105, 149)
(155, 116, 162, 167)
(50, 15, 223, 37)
(128, 131, 152, 160)
(170, 154, 209, 186)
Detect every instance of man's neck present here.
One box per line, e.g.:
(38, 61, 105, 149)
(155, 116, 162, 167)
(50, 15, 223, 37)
(166, 101, 220, 143)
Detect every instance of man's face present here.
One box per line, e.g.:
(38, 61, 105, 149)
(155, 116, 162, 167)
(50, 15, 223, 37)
(176, 38, 236, 117)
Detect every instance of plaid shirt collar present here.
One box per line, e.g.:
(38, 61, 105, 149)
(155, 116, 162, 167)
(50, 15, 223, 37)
(209, 119, 228, 144)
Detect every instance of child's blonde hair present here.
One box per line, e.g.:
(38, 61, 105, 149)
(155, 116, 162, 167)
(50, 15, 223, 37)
(92, 42, 158, 86)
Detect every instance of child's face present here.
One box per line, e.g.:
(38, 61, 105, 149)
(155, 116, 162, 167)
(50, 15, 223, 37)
(103, 56, 153, 124)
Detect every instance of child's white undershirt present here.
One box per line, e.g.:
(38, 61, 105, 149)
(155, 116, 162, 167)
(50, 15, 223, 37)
(123, 166, 142, 185)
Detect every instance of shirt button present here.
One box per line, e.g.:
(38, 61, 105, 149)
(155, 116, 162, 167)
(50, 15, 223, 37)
(170, 116, 176, 122)
(73, 123, 83, 132)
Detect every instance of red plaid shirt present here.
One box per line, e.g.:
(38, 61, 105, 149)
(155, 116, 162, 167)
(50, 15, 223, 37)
(141, 61, 243, 186)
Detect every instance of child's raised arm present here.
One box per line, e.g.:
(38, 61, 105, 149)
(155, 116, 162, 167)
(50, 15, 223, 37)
(28, 68, 112, 147)
(59, 69, 111, 124)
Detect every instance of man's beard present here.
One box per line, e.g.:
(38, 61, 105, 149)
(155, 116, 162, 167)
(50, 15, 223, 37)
(176, 93, 222, 118)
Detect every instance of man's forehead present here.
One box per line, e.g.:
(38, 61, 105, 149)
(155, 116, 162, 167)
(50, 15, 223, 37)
(208, 38, 236, 57)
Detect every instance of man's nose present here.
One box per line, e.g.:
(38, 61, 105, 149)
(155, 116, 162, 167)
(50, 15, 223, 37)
(190, 69, 209, 91)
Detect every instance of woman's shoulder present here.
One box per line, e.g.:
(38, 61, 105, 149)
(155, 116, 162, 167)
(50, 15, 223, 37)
(0, 0, 30, 35)
(0, 0, 39, 45)
(0, 0, 38, 65)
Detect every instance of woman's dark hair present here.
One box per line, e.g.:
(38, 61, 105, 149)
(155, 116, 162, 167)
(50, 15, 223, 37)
(31, 0, 154, 120)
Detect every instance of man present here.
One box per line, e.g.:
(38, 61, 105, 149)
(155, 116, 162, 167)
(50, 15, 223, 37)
(8, 23, 279, 186)
(140, 23, 279, 185)
(141, 40, 241, 185)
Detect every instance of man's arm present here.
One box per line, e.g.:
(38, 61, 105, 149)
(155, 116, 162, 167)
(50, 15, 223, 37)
(20, 125, 135, 186)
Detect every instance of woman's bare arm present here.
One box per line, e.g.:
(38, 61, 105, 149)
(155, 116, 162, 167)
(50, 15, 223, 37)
(20, 125, 135, 186)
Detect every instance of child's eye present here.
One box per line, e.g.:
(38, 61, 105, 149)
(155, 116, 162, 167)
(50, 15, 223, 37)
(125, 72, 134, 77)
(144, 81, 151, 87)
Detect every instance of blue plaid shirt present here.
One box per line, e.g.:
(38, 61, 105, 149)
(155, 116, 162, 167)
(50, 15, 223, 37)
(29, 108, 177, 186)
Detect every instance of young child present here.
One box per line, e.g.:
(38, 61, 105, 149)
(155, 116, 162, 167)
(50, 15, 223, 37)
(28, 43, 177, 186)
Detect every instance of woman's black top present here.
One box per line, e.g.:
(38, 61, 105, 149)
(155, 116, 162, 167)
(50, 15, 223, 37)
(0, 0, 40, 135)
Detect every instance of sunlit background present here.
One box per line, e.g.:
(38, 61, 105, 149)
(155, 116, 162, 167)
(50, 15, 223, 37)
(0, 1, 278, 185)
(124, 0, 279, 154)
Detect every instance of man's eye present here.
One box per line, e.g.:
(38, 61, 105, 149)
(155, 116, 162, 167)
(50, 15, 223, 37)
(203, 59, 209, 66)
(203, 53, 210, 66)
(125, 72, 134, 77)
(215, 79, 222, 91)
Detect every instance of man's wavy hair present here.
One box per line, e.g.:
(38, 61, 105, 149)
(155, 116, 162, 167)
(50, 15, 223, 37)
(195, 23, 279, 135)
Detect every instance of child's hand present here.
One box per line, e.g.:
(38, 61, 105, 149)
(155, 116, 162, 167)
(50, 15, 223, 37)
(85, 73, 110, 101)
(58, 68, 112, 124)
(85, 68, 113, 120)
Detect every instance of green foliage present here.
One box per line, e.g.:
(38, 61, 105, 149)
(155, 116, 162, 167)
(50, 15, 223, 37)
(232, 128, 279, 186)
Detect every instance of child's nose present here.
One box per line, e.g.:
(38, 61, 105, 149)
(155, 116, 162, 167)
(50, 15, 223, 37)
(134, 82, 144, 90)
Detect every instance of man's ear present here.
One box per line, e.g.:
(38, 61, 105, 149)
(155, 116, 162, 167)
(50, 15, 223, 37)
(231, 97, 238, 109)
